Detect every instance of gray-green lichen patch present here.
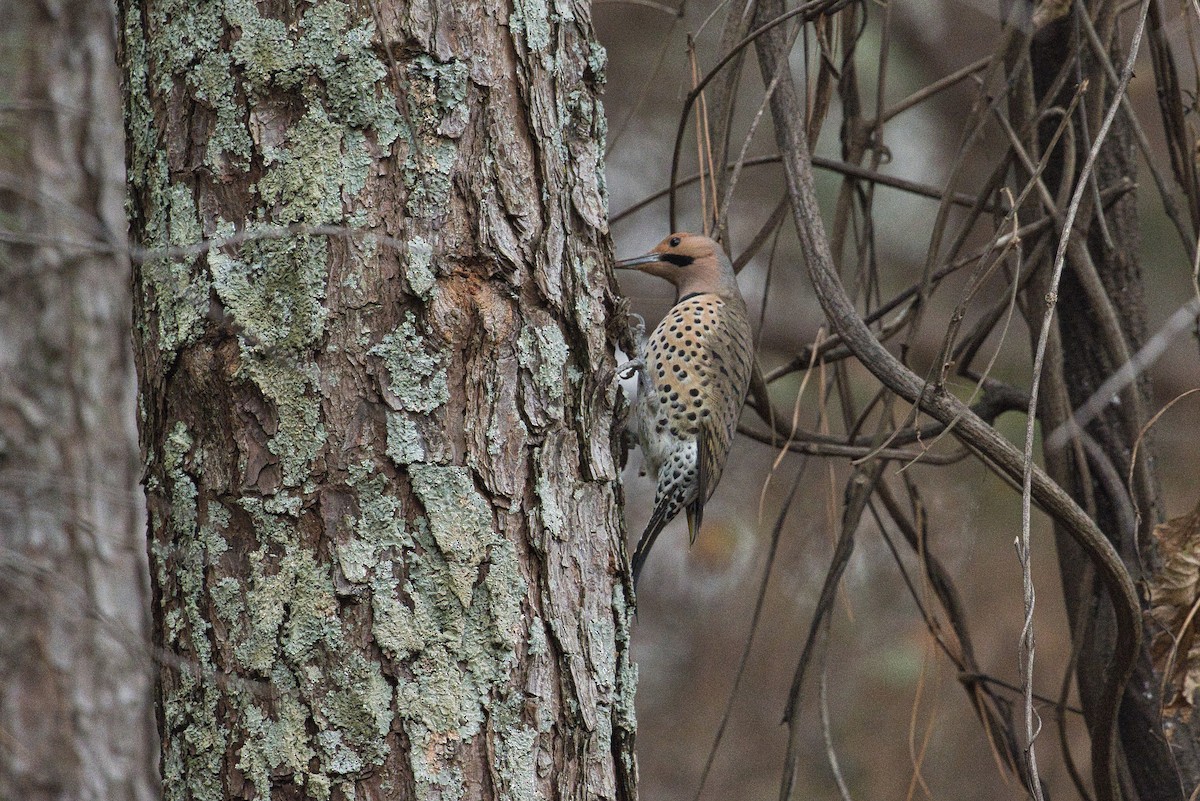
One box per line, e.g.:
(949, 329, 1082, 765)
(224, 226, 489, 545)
(533, 455, 568, 543)
(298, 3, 401, 136)
(255, 108, 373, 224)
(376, 463, 526, 798)
(141, 1, 252, 170)
(401, 56, 469, 221)
(411, 465, 494, 607)
(337, 462, 410, 585)
(518, 322, 568, 423)
(228, 11, 301, 89)
(131, 0, 402, 351)
(385, 413, 427, 465)
(518, 323, 568, 396)
(331, 459, 529, 797)
(488, 699, 538, 800)
(370, 571, 425, 660)
(157, 422, 231, 801)
(179, 0, 402, 170)
(138, 185, 210, 356)
(404, 235, 436, 299)
(571, 250, 601, 337)
(566, 92, 606, 232)
(612, 582, 638, 716)
(160, 666, 226, 801)
(587, 38, 608, 84)
(202, 495, 392, 799)
(160, 423, 221, 649)
(371, 313, 449, 414)
(129, 0, 406, 496)
(244, 358, 327, 487)
(510, 0, 554, 60)
(192, 49, 253, 170)
(238, 669, 316, 792)
(205, 215, 332, 493)
(207, 229, 330, 486)
(208, 234, 329, 352)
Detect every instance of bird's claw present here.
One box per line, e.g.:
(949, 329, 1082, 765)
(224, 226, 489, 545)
(616, 357, 645, 381)
(628, 312, 646, 343)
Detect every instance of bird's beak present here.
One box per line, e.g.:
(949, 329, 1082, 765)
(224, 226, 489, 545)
(616, 252, 662, 270)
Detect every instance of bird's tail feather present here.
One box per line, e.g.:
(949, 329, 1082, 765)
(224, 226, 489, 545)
(631, 498, 676, 588)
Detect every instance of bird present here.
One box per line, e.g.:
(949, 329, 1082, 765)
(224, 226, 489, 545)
(615, 232, 754, 587)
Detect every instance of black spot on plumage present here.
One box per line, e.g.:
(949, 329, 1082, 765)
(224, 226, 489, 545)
(689, 388, 699, 397)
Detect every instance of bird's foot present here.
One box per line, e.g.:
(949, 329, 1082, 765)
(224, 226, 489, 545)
(615, 357, 645, 382)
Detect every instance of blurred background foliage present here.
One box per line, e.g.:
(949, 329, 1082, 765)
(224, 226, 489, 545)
(599, 1, 1200, 799)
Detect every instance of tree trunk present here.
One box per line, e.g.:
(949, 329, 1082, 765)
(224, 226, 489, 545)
(1014, 8, 1197, 798)
(0, 1, 159, 799)
(117, 1, 636, 799)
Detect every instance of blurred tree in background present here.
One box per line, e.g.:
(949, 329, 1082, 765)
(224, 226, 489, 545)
(0, 1, 157, 798)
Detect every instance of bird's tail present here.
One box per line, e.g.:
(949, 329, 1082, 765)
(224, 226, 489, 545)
(631, 497, 677, 588)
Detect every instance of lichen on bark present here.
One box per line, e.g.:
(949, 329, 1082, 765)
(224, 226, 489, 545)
(120, 0, 636, 798)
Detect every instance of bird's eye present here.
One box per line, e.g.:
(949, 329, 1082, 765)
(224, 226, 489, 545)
(669, 236, 681, 247)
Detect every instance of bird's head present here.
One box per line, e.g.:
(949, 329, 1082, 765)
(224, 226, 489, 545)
(615, 232, 737, 299)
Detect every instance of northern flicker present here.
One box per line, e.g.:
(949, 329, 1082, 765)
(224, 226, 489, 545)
(616, 233, 754, 587)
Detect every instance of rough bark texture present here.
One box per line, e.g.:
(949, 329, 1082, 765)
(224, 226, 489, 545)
(0, 1, 159, 799)
(117, 1, 636, 799)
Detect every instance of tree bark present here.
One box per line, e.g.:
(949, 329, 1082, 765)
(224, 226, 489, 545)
(117, 1, 636, 799)
(0, 1, 159, 799)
